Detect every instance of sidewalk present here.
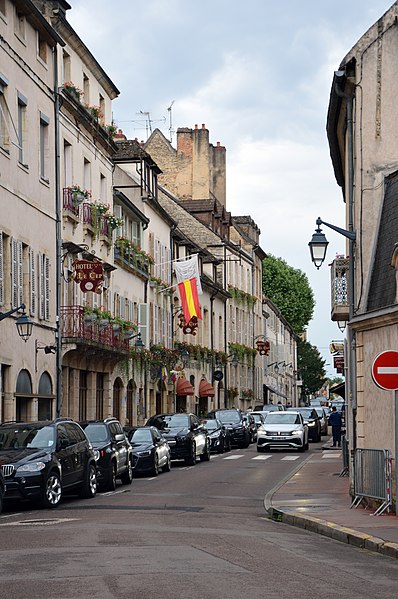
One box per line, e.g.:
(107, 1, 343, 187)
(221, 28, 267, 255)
(264, 441, 398, 559)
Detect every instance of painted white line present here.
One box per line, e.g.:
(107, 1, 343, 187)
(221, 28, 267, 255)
(281, 456, 300, 461)
(377, 367, 398, 374)
(223, 455, 244, 460)
(322, 453, 341, 458)
(100, 489, 130, 496)
(252, 455, 272, 460)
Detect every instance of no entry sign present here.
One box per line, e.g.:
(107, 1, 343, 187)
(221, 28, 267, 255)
(372, 350, 398, 390)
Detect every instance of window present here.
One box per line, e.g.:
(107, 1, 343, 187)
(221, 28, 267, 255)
(63, 140, 72, 187)
(37, 32, 47, 63)
(62, 50, 71, 83)
(99, 94, 105, 125)
(96, 373, 104, 419)
(0, 0, 6, 17)
(0, 231, 4, 307)
(15, 10, 25, 39)
(79, 371, 88, 421)
(39, 112, 49, 181)
(83, 158, 91, 192)
(17, 92, 27, 165)
(83, 73, 89, 103)
(100, 173, 106, 202)
(0, 74, 10, 152)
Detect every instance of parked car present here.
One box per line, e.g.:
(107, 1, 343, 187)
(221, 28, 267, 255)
(145, 413, 210, 465)
(243, 412, 258, 443)
(80, 418, 133, 490)
(314, 407, 329, 436)
(0, 418, 97, 508)
(124, 426, 171, 475)
(250, 412, 266, 429)
(253, 404, 284, 413)
(0, 468, 4, 514)
(257, 411, 309, 452)
(287, 407, 322, 442)
(207, 409, 250, 448)
(201, 418, 231, 453)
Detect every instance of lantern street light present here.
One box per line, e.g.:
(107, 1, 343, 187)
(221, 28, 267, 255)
(0, 304, 33, 342)
(308, 217, 356, 270)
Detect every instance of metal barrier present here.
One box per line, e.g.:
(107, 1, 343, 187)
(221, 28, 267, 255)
(351, 448, 392, 516)
(339, 434, 349, 477)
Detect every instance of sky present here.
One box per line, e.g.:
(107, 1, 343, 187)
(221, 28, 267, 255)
(68, 0, 395, 378)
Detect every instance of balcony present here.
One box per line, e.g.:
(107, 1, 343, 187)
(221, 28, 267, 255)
(330, 256, 349, 321)
(114, 240, 151, 279)
(60, 306, 130, 356)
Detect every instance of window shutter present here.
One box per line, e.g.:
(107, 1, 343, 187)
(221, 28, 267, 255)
(38, 252, 44, 319)
(120, 296, 125, 319)
(30, 248, 36, 316)
(17, 240, 23, 307)
(44, 255, 50, 320)
(154, 237, 160, 279)
(11, 239, 18, 308)
(138, 302, 149, 348)
(153, 303, 158, 344)
(0, 231, 4, 306)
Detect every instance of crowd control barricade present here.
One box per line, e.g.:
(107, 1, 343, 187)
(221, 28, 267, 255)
(351, 448, 392, 516)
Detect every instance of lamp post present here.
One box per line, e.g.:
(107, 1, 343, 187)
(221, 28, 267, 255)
(0, 304, 33, 342)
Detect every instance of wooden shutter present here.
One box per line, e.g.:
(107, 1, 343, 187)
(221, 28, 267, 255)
(38, 252, 44, 319)
(44, 255, 50, 320)
(11, 239, 19, 308)
(138, 302, 149, 348)
(29, 248, 36, 316)
(0, 231, 4, 306)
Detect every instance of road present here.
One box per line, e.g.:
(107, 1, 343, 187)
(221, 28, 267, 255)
(1, 442, 398, 599)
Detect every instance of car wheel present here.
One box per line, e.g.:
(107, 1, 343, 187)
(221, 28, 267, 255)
(79, 463, 97, 498)
(163, 454, 171, 472)
(41, 471, 62, 509)
(240, 436, 250, 449)
(185, 442, 196, 466)
(106, 462, 117, 491)
(120, 457, 133, 485)
(298, 442, 305, 453)
(151, 453, 160, 476)
(200, 441, 211, 462)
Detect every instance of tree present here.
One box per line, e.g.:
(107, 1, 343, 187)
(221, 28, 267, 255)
(297, 339, 326, 400)
(262, 254, 315, 335)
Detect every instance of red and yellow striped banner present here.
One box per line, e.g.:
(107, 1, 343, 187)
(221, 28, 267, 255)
(178, 277, 202, 323)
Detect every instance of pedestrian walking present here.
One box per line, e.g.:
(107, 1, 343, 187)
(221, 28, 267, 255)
(328, 406, 342, 447)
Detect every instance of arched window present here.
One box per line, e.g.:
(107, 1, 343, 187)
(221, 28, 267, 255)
(38, 371, 53, 421)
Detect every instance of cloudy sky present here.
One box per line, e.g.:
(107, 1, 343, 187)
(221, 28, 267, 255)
(69, 0, 394, 377)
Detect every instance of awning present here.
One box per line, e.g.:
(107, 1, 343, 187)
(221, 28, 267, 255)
(329, 382, 345, 399)
(264, 384, 287, 399)
(199, 379, 215, 397)
(176, 376, 195, 396)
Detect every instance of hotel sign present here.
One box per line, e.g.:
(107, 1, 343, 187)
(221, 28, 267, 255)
(72, 259, 104, 294)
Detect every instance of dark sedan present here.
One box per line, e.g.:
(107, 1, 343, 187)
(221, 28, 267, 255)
(287, 407, 322, 442)
(201, 418, 231, 453)
(124, 426, 171, 476)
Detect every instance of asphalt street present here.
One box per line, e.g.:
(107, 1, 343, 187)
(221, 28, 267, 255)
(1, 442, 398, 599)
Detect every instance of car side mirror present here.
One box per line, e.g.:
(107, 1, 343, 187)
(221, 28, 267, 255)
(115, 433, 125, 442)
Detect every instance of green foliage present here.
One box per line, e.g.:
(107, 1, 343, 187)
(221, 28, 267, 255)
(262, 254, 315, 335)
(297, 339, 326, 399)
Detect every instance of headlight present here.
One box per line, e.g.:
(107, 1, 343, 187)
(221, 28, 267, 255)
(137, 450, 151, 457)
(291, 429, 302, 435)
(93, 449, 100, 462)
(308, 421, 316, 427)
(17, 461, 46, 472)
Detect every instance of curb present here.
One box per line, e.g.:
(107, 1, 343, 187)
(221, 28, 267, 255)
(266, 506, 398, 558)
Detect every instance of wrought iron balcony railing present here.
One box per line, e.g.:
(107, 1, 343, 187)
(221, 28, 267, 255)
(330, 257, 349, 321)
(60, 306, 130, 353)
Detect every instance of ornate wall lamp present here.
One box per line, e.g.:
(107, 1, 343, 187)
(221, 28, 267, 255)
(0, 304, 33, 342)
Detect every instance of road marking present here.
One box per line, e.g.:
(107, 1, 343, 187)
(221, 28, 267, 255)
(0, 518, 80, 527)
(281, 456, 300, 461)
(223, 454, 244, 460)
(100, 489, 130, 496)
(252, 455, 272, 460)
(322, 453, 341, 458)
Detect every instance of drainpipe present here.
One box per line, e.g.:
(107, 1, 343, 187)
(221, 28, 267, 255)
(335, 70, 357, 451)
(53, 45, 62, 417)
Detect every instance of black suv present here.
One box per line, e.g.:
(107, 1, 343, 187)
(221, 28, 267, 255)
(80, 418, 133, 490)
(0, 419, 97, 508)
(207, 409, 250, 448)
(145, 413, 210, 465)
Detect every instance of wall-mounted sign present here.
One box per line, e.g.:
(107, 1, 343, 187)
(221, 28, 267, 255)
(213, 370, 224, 382)
(72, 259, 104, 294)
(372, 350, 398, 391)
(333, 354, 345, 374)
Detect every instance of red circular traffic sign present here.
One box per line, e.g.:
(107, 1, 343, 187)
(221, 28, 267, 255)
(372, 350, 398, 390)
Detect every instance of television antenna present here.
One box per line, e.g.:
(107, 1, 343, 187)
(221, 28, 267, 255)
(167, 100, 175, 143)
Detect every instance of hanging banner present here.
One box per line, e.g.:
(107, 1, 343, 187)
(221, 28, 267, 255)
(173, 254, 203, 295)
(72, 259, 104, 294)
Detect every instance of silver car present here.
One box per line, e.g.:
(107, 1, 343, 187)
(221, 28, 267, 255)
(314, 407, 329, 436)
(257, 411, 309, 452)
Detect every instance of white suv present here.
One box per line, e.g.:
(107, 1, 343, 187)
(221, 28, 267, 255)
(257, 411, 309, 452)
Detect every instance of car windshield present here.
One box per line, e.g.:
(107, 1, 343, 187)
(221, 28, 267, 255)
(289, 408, 314, 419)
(252, 414, 263, 423)
(315, 408, 325, 417)
(130, 429, 153, 444)
(203, 420, 218, 430)
(263, 405, 281, 412)
(216, 411, 240, 424)
(83, 423, 109, 443)
(150, 414, 189, 429)
(265, 413, 301, 425)
(0, 425, 55, 450)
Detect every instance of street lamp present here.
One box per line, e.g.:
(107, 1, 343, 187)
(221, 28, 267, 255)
(0, 304, 33, 342)
(308, 217, 356, 269)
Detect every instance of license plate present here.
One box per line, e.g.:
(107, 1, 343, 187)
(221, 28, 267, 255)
(272, 436, 285, 440)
